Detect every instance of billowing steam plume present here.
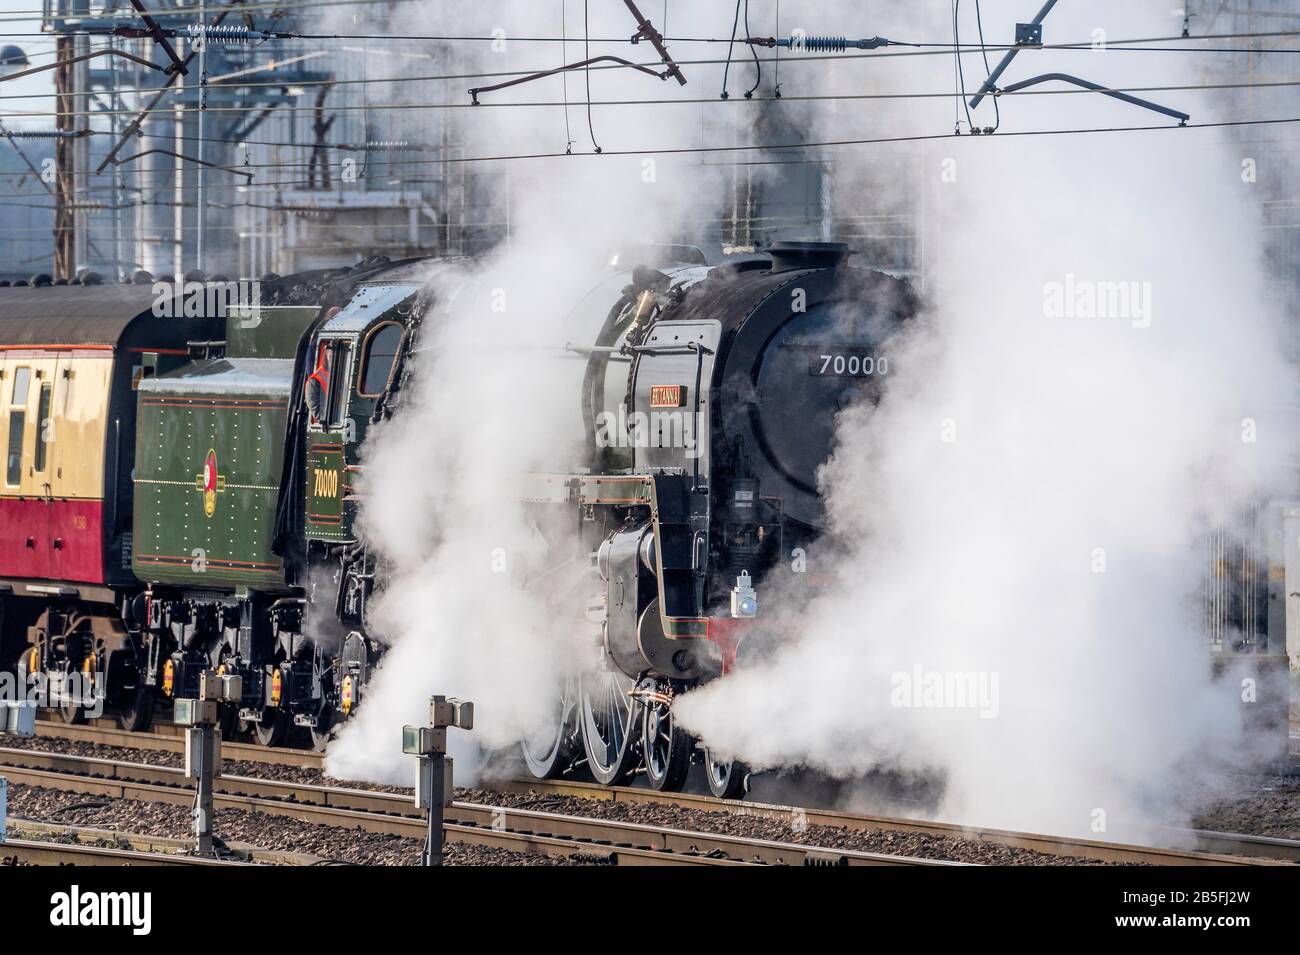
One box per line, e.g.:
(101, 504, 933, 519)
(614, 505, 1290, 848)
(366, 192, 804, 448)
(675, 1, 1298, 838)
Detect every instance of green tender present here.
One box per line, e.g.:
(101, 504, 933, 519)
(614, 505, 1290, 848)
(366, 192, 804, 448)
(132, 358, 293, 591)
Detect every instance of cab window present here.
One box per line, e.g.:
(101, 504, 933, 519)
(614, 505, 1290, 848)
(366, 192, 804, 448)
(306, 339, 353, 430)
(325, 340, 352, 428)
(7, 366, 30, 486)
(305, 344, 333, 425)
(358, 323, 402, 397)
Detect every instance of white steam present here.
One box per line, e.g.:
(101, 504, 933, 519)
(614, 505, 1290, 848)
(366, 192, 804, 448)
(675, 2, 1297, 837)
(325, 3, 734, 781)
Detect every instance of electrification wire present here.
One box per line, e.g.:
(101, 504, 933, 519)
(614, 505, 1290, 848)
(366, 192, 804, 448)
(743, 0, 760, 98)
(4, 77, 1296, 123)
(583, 0, 599, 153)
(773, 0, 781, 97)
(235, 115, 1300, 186)
(954, 0, 974, 133)
(7, 25, 1300, 47)
(720, 0, 741, 100)
(561, 0, 573, 154)
(3, 32, 1298, 106)
(950, 2, 961, 132)
(975, 0, 999, 133)
(9, 113, 1295, 188)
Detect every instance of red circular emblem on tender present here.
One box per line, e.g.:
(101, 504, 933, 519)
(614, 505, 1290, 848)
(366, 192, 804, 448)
(201, 449, 218, 517)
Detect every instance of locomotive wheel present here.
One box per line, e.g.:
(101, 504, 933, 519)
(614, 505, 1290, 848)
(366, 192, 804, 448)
(704, 749, 750, 800)
(253, 709, 290, 747)
(642, 692, 691, 792)
(520, 673, 577, 779)
(578, 660, 638, 786)
(309, 707, 335, 752)
(59, 696, 87, 725)
(118, 686, 155, 733)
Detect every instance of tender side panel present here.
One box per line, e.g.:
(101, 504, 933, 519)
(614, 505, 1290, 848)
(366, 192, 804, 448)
(0, 350, 111, 586)
(133, 393, 290, 590)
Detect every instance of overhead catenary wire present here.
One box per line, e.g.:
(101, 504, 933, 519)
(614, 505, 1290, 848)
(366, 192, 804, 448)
(561, 0, 573, 153)
(975, 0, 1000, 133)
(4, 76, 1297, 122)
(720, 0, 742, 99)
(5, 113, 1294, 189)
(584, 0, 599, 153)
(743, 0, 760, 98)
(953, 0, 974, 133)
(7, 26, 1300, 47)
(3, 30, 1298, 106)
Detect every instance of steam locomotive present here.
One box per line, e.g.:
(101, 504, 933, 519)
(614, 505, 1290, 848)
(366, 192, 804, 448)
(515, 241, 917, 794)
(0, 241, 915, 770)
(0, 241, 1284, 785)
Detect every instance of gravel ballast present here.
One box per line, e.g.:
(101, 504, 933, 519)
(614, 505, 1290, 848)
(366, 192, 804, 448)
(5, 782, 593, 866)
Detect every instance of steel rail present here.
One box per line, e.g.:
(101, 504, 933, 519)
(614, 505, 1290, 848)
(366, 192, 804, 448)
(493, 777, 1300, 866)
(22, 726, 1296, 865)
(6, 817, 328, 865)
(0, 751, 948, 866)
(0, 837, 245, 866)
(33, 719, 323, 768)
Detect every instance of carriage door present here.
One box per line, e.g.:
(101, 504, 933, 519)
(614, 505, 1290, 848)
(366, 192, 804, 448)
(33, 360, 61, 579)
(0, 360, 38, 579)
(305, 337, 354, 540)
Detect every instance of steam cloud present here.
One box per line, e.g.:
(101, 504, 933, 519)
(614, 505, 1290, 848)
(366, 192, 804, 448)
(675, 1, 1297, 838)
(325, 3, 733, 781)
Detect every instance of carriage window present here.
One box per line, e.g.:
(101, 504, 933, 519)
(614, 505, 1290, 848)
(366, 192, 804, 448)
(358, 323, 402, 396)
(33, 382, 51, 472)
(6, 367, 30, 486)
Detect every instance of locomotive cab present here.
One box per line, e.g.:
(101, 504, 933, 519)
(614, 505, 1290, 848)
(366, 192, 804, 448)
(303, 281, 417, 543)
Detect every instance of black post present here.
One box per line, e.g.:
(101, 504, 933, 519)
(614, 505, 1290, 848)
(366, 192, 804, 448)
(423, 753, 446, 866)
(186, 722, 216, 855)
(406, 695, 472, 867)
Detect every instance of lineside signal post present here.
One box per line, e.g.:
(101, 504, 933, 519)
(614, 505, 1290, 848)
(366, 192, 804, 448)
(0, 701, 36, 845)
(404, 695, 474, 866)
(174, 670, 242, 855)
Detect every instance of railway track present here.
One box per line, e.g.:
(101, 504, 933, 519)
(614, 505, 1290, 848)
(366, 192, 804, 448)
(25, 722, 1298, 865)
(1, 836, 245, 867)
(34, 719, 322, 769)
(0, 748, 954, 866)
(492, 777, 1300, 866)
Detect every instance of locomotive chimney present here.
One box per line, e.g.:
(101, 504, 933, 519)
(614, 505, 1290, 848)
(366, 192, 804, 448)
(767, 240, 851, 272)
